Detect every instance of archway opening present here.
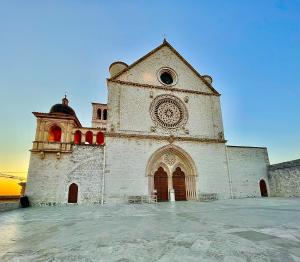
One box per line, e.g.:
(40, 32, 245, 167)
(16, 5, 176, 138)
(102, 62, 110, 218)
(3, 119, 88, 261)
(147, 145, 197, 201)
(68, 183, 78, 203)
(74, 130, 82, 144)
(85, 131, 93, 144)
(172, 167, 186, 201)
(48, 125, 62, 142)
(103, 109, 107, 120)
(154, 167, 168, 202)
(259, 179, 268, 197)
(97, 108, 102, 119)
(96, 131, 105, 145)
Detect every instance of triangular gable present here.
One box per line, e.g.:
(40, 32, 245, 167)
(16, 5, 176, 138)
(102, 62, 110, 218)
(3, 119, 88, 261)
(109, 39, 219, 95)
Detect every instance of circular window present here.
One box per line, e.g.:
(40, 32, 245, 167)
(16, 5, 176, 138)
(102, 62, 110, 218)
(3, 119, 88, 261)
(150, 94, 188, 129)
(160, 72, 173, 85)
(158, 67, 177, 86)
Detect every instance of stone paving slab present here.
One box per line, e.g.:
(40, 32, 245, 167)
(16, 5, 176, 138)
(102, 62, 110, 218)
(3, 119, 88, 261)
(0, 198, 300, 261)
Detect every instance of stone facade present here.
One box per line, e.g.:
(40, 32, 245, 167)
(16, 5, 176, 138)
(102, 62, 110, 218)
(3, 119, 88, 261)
(268, 159, 300, 197)
(226, 146, 270, 198)
(26, 146, 104, 205)
(25, 40, 273, 205)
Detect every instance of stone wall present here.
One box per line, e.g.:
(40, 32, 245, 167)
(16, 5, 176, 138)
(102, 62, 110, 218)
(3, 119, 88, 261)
(226, 146, 270, 198)
(105, 136, 231, 203)
(26, 145, 104, 205)
(268, 159, 300, 197)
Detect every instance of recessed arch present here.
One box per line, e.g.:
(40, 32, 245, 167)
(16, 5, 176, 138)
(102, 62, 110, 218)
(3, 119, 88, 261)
(97, 108, 102, 119)
(103, 109, 107, 120)
(146, 144, 197, 200)
(259, 179, 268, 197)
(85, 131, 93, 144)
(68, 183, 78, 203)
(96, 131, 105, 145)
(48, 125, 62, 142)
(74, 130, 82, 144)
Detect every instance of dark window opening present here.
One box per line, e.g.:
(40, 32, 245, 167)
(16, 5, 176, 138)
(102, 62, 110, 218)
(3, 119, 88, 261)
(103, 109, 107, 120)
(97, 108, 102, 119)
(160, 72, 173, 85)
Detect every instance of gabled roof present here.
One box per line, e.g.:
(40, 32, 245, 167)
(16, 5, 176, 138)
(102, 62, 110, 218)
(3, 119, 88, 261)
(109, 39, 220, 95)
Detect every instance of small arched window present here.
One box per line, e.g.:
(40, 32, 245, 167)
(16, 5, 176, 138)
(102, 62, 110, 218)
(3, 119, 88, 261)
(74, 130, 82, 144)
(48, 125, 62, 142)
(85, 131, 93, 144)
(97, 108, 102, 119)
(103, 109, 107, 120)
(96, 132, 105, 145)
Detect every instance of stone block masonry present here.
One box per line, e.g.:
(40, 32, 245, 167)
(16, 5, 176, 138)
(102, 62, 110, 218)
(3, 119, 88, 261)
(268, 159, 300, 197)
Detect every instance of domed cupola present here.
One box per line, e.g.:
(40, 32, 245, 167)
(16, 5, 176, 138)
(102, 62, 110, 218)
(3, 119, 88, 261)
(49, 96, 76, 117)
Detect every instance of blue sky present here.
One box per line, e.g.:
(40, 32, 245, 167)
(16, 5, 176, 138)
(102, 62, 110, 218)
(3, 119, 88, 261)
(0, 0, 299, 175)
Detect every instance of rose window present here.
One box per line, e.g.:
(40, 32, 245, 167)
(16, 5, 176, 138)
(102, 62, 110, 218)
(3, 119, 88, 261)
(150, 95, 188, 129)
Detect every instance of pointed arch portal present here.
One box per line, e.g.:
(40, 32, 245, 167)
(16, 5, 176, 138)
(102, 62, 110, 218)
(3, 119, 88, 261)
(146, 145, 197, 201)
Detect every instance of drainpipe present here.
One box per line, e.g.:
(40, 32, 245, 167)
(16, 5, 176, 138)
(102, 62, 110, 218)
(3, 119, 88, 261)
(101, 145, 106, 205)
(225, 145, 233, 199)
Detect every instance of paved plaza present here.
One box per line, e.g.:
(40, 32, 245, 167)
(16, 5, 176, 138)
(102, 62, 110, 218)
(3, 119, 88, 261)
(0, 198, 300, 261)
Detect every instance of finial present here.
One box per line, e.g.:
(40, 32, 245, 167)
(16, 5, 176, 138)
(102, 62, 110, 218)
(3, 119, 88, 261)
(162, 33, 167, 43)
(62, 92, 69, 105)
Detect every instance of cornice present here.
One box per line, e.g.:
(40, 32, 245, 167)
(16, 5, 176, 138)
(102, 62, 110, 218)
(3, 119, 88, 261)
(106, 132, 226, 143)
(32, 112, 82, 127)
(107, 79, 220, 97)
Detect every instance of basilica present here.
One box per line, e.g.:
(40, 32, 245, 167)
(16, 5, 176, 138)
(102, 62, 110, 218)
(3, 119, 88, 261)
(26, 40, 271, 205)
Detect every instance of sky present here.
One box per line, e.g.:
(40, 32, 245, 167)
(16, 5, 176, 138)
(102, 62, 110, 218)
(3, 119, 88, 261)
(0, 0, 299, 194)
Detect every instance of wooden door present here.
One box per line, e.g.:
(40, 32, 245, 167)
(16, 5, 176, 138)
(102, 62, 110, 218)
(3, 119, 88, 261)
(259, 179, 268, 197)
(68, 183, 78, 203)
(154, 167, 168, 202)
(172, 167, 186, 201)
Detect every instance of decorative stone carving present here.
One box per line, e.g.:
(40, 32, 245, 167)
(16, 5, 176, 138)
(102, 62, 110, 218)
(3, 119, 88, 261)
(163, 153, 176, 166)
(150, 94, 188, 130)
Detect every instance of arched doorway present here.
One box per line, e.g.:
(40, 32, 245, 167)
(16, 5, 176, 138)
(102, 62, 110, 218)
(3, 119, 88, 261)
(259, 179, 268, 197)
(172, 167, 186, 201)
(96, 131, 105, 145)
(68, 183, 78, 203)
(146, 145, 197, 201)
(74, 130, 82, 144)
(85, 131, 93, 144)
(154, 167, 168, 202)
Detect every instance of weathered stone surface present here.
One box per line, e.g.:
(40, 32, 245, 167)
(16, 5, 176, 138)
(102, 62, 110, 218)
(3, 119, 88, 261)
(268, 159, 300, 197)
(226, 146, 270, 198)
(1, 198, 300, 261)
(26, 145, 103, 205)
